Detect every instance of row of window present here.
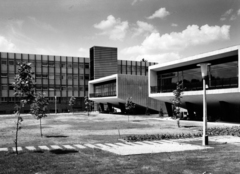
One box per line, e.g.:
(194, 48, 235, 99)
(156, 59, 238, 92)
(1, 85, 88, 91)
(1, 60, 89, 69)
(1, 73, 89, 80)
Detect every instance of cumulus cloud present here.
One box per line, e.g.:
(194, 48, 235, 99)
(148, 8, 170, 19)
(94, 15, 129, 41)
(0, 36, 16, 51)
(133, 21, 157, 37)
(121, 24, 230, 62)
(238, 9, 240, 15)
(171, 23, 178, 27)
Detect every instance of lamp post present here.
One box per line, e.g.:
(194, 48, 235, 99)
(198, 63, 210, 146)
(55, 96, 57, 114)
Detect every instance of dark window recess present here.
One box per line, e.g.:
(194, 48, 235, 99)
(61, 63, 66, 68)
(85, 64, 89, 69)
(9, 61, 14, 65)
(49, 61, 55, 66)
(79, 75, 84, 80)
(42, 74, 48, 78)
(1, 73, 8, 77)
(85, 75, 89, 80)
(1, 60, 7, 65)
(36, 74, 42, 78)
(42, 62, 48, 66)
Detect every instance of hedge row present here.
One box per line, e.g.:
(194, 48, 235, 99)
(124, 126, 240, 142)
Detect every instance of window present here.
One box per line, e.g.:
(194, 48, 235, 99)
(42, 74, 48, 78)
(61, 63, 66, 68)
(1, 60, 7, 65)
(49, 75, 54, 79)
(9, 60, 14, 65)
(49, 61, 54, 67)
(85, 75, 89, 80)
(2, 86, 8, 90)
(85, 64, 89, 69)
(42, 62, 48, 66)
(79, 63, 84, 69)
(79, 75, 84, 80)
(36, 74, 42, 78)
(1, 73, 7, 77)
(68, 64, 72, 68)
(73, 75, 78, 79)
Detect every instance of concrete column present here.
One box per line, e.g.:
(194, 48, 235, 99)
(119, 102, 126, 114)
(107, 103, 113, 113)
(185, 102, 196, 120)
(165, 102, 173, 117)
(99, 103, 105, 113)
(219, 101, 229, 121)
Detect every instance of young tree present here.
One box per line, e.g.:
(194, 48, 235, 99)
(69, 96, 76, 113)
(12, 62, 35, 154)
(30, 92, 49, 137)
(125, 97, 135, 122)
(171, 82, 184, 127)
(84, 96, 93, 116)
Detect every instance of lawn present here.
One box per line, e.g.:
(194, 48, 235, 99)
(0, 112, 239, 173)
(1, 142, 240, 174)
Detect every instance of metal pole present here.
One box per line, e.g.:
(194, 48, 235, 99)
(203, 78, 208, 146)
(55, 96, 57, 114)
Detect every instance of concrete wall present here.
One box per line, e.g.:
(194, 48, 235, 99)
(118, 74, 166, 112)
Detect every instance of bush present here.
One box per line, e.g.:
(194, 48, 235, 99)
(124, 126, 240, 142)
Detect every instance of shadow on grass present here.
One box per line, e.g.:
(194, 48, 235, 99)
(50, 149, 78, 155)
(183, 126, 198, 128)
(45, 135, 68, 138)
(33, 150, 44, 153)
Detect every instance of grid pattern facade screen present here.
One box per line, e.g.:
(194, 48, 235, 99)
(90, 46, 118, 80)
(0, 52, 89, 113)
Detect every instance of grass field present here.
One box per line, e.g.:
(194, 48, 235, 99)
(0, 112, 239, 173)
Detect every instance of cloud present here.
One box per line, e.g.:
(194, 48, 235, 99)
(148, 8, 170, 19)
(78, 47, 89, 57)
(132, 21, 157, 37)
(0, 35, 16, 51)
(220, 9, 239, 21)
(94, 15, 129, 41)
(121, 24, 230, 62)
(135, 52, 181, 63)
(131, 0, 144, 5)
(28, 17, 59, 33)
(171, 23, 178, 27)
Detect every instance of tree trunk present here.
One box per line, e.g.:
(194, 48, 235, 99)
(15, 117, 19, 155)
(40, 118, 42, 137)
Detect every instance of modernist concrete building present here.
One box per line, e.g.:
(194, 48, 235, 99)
(149, 45, 240, 122)
(89, 46, 166, 114)
(0, 46, 161, 114)
(0, 52, 90, 114)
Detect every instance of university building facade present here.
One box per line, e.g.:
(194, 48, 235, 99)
(0, 46, 158, 114)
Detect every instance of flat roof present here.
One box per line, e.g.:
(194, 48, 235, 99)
(150, 45, 239, 71)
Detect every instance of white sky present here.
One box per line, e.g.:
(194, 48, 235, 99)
(0, 0, 239, 63)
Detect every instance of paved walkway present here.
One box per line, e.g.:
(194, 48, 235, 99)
(1, 136, 239, 156)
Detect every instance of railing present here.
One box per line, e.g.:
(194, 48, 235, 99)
(151, 77, 238, 93)
(89, 91, 116, 98)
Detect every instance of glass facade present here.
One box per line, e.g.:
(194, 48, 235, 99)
(91, 80, 116, 98)
(152, 56, 238, 93)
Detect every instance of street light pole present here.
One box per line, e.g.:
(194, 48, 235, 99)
(55, 96, 57, 114)
(198, 63, 210, 146)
